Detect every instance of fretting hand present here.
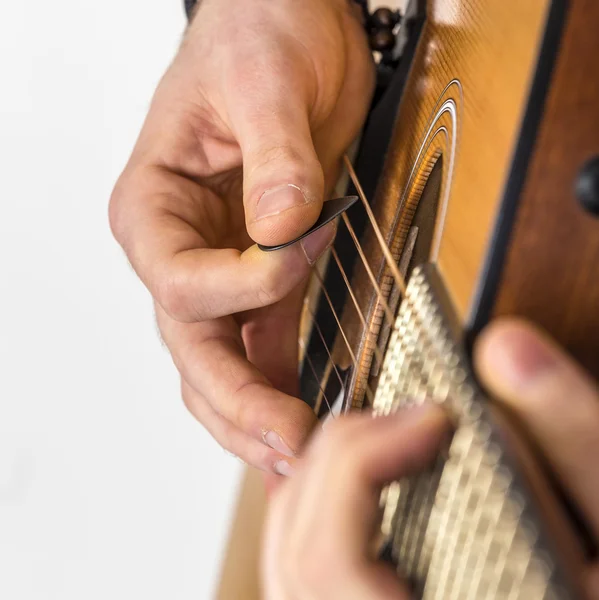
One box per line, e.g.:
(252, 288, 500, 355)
(109, 0, 374, 474)
(262, 319, 599, 599)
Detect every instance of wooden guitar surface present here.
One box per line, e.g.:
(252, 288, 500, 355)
(217, 0, 599, 597)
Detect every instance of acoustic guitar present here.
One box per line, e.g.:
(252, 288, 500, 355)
(218, 0, 599, 598)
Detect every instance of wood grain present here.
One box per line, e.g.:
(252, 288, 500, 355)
(217, 1, 599, 596)
(491, 0, 599, 379)
(215, 469, 266, 600)
(336, 0, 553, 410)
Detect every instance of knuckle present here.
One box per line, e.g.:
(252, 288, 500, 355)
(249, 143, 321, 190)
(156, 273, 196, 322)
(231, 381, 263, 432)
(254, 143, 305, 171)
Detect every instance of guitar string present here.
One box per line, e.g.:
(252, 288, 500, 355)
(342, 156, 471, 577)
(340, 211, 396, 326)
(300, 155, 408, 414)
(298, 337, 334, 416)
(325, 158, 500, 586)
(333, 158, 444, 581)
(303, 296, 349, 405)
(300, 239, 387, 418)
(344, 155, 408, 295)
(311, 266, 376, 406)
(310, 266, 356, 366)
(330, 246, 387, 368)
(330, 246, 369, 330)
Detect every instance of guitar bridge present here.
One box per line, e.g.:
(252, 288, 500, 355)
(373, 264, 580, 599)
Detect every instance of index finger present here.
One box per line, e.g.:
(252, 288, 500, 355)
(304, 406, 450, 553)
(280, 407, 449, 600)
(110, 166, 336, 323)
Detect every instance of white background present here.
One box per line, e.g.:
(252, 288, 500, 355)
(0, 0, 406, 598)
(0, 2, 243, 599)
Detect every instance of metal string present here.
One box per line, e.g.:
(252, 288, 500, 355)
(304, 297, 347, 391)
(311, 267, 376, 406)
(344, 155, 408, 295)
(330, 246, 387, 368)
(298, 337, 334, 416)
(301, 153, 413, 413)
(340, 212, 396, 325)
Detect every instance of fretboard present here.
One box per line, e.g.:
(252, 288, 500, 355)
(373, 264, 578, 600)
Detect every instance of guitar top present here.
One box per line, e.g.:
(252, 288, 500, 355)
(299, 0, 599, 597)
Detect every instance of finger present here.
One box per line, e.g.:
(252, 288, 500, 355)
(157, 306, 317, 462)
(110, 168, 336, 323)
(239, 283, 306, 398)
(586, 564, 599, 600)
(283, 406, 448, 599)
(304, 406, 450, 544)
(475, 318, 599, 538)
(181, 381, 296, 475)
(226, 42, 325, 247)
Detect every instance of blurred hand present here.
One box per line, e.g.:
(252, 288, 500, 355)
(109, 0, 374, 473)
(262, 319, 599, 599)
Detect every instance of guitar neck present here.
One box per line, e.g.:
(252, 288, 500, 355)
(374, 265, 584, 599)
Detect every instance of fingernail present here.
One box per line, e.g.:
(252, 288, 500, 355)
(300, 221, 337, 265)
(263, 430, 295, 458)
(256, 184, 308, 221)
(273, 460, 294, 477)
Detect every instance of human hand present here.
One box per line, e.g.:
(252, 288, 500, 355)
(476, 319, 599, 598)
(109, 0, 375, 473)
(262, 319, 599, 599)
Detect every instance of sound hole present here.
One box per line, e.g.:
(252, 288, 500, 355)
(299, 158, 444, 415)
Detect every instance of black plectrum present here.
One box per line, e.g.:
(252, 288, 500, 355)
(257, 195, 359, 252)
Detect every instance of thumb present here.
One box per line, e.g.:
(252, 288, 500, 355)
(230, 80, 325, 247)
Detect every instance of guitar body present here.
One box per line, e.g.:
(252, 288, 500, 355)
(364, 0, 599, 373)
(302, 0, 599, 411)
(302, 0, 599, 596)
(218, 0, 599, 597)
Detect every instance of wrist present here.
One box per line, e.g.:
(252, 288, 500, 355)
(184, 0, 361, 22)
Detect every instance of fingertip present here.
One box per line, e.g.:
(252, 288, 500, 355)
(396, 403, 452, 453)
(388, 403, 450, 435)
(261, 396, 318, 458)
(474, 317, 558, 394)
(283, 399, 319, 452)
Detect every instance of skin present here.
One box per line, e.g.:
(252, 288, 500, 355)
(109, 0, 375, 474)
(262, 319, 599, 599)
(110, 3, 599, 594)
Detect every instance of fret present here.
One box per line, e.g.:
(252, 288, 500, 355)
(372, 264, 574, 599)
